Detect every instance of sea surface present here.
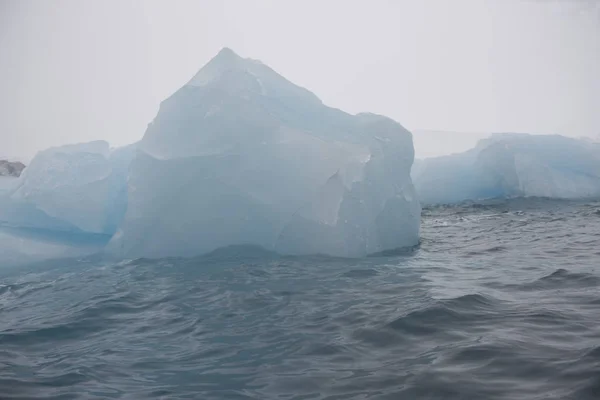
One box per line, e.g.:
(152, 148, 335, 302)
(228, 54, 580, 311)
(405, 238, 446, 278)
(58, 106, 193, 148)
(1, 198, 599, 399)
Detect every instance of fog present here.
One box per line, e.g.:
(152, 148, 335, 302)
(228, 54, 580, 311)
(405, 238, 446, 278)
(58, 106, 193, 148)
(1, 0, 599, 161)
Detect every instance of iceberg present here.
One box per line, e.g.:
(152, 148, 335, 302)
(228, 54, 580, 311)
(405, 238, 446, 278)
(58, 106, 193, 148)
(0, 141, 135, 235)
(414, 133, 600, 204)
(108, 48, 420, 258)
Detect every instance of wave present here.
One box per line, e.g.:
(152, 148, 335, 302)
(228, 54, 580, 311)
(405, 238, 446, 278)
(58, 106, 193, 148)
(522, 268, 600, 290)
(385, 294, 500, 336)
(1, 198, 598, 399)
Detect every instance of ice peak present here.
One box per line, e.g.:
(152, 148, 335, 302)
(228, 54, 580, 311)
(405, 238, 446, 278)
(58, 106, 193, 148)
(216, 47, 238, 57)
(187, 47, 249, 87)
(185, 48, 322, 105)
(211, 47, 243, 66)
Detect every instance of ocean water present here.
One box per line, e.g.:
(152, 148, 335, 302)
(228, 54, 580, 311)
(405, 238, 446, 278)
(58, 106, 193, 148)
(1, 198, 599, 399)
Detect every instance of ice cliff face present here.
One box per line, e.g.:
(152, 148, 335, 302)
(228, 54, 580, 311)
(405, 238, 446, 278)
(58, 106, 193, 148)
(109, 48, 421, 258)
(414, 133, 600, 204)
(0, 141, 135, 234)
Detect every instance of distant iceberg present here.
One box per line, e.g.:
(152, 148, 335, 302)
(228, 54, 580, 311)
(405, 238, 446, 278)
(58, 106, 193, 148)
(108, 48, 421, 258)
(413, 133, 600, 204)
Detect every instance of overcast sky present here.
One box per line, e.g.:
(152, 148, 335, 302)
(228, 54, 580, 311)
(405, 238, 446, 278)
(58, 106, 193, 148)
(1, 0, 599, 160)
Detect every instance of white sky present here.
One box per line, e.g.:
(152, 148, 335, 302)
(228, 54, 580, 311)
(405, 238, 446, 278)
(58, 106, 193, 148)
(1, 0, 599, 161)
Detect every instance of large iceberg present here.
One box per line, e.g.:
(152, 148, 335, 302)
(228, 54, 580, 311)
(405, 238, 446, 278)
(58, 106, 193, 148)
(108, 48, 420, 258)
(0, 141, 134, 235)
(413, 133, 600, 204)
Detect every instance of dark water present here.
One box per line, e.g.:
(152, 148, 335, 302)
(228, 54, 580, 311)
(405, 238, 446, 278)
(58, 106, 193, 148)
(1, 199, 600, 399)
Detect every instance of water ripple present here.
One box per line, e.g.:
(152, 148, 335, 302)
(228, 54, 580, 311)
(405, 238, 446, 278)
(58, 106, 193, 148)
(0, 198, 599, 399)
